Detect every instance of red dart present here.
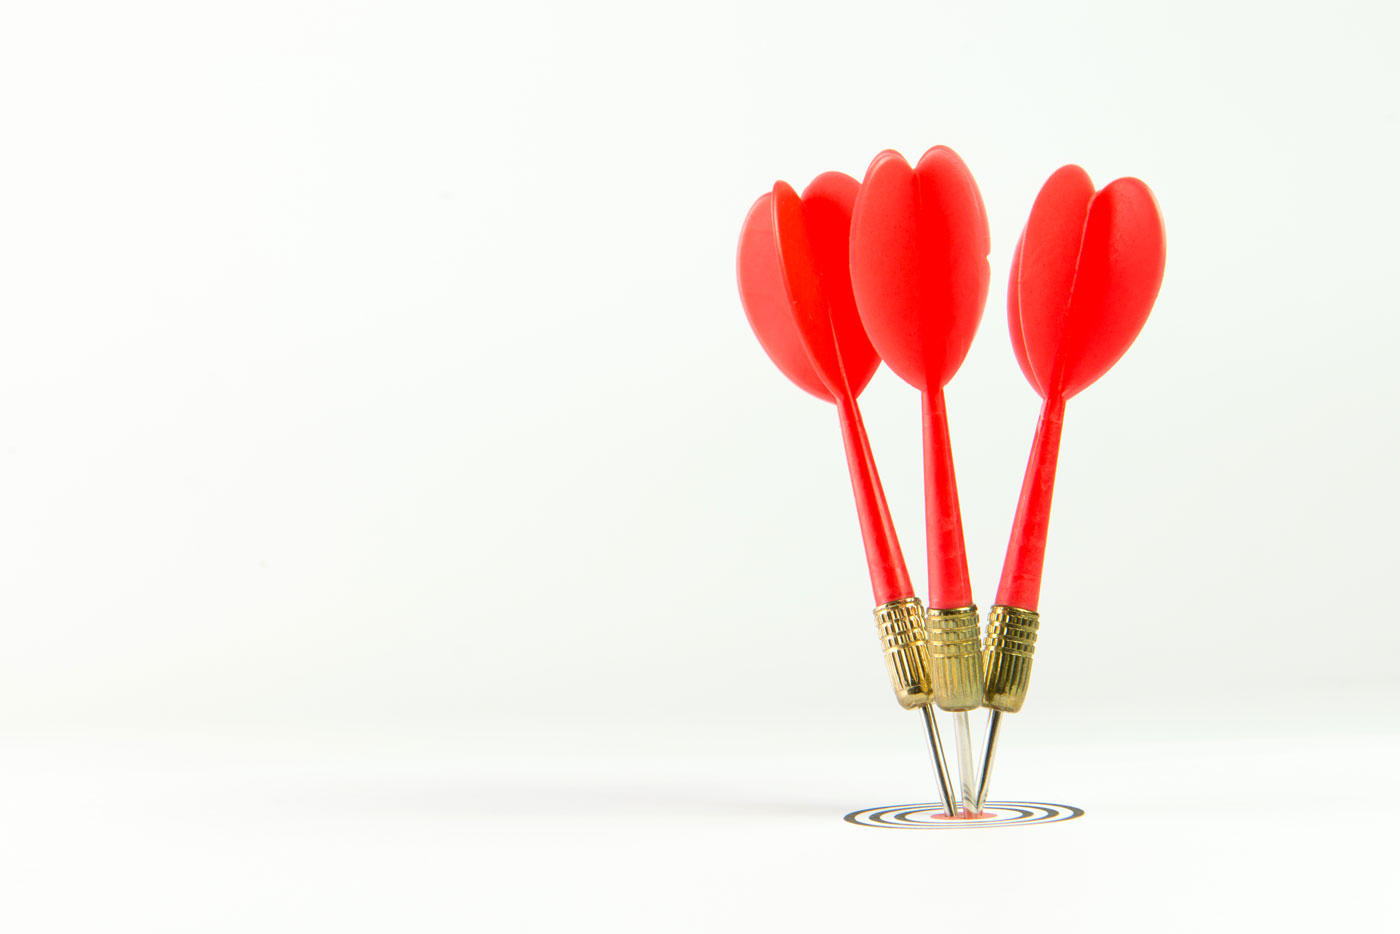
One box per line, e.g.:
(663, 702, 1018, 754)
(974, 165, 1166, 812)
(737, 171, 958, 817)
(848, 145, 991, 814)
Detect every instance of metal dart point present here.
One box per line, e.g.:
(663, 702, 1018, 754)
(953, 710, 976, 816)
(973, 709, 1002, 815)
(919, 705, 958, 818)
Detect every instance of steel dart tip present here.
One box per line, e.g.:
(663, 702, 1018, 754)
(953, 710, 976, 817)
(973, 710, 1004, 816)
(919, 704, 958, 818)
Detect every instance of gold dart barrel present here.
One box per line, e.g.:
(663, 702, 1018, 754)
(982, 605, 1040, 713)
(925, 605, 983, 712)
(873, 597, 934, 709)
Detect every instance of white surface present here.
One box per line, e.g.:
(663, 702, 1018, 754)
(0, 1, 1397, 930)
(2, 727, 1396, 930)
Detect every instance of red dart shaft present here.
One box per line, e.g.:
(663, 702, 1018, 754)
(922, 389, 973, 608)
(835, 392, 914, 604)
(994, 395, 1066, 610)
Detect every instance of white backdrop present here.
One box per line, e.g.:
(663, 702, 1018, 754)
(0, 1, 1396, 930)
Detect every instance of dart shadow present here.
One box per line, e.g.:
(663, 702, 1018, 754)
(416, 781, 842, 820)
(289, 778, 845, 821)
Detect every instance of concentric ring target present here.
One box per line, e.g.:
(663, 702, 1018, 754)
(843, 801, 1083, 829)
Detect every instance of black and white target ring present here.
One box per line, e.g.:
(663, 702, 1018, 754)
(844, 801, 1083, 829)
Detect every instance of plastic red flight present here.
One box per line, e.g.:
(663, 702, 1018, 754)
(849, 146, 990, 609)
(737, 172, 914, 605)
(997, 165, 1166, 610)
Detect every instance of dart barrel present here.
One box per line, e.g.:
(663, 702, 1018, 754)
(982, 605, 1040, 713)
(873, 597, 935, 709)
(925, 605, 983, 712)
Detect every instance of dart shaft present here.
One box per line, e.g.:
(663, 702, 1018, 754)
(836, 394, 914, 605)
(995, 396, 1065, 609)
(922, 389, 973, 607)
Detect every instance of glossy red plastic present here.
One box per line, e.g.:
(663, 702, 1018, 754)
(849, 146, 990, 609)
(737, 172, 914, 604)
(996, 166, 1166, 609)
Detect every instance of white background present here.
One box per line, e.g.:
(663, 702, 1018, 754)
(1, 1, 1397, 930)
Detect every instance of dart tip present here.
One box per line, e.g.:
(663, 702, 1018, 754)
(973, 710, 1004, 815)
(919, 704, 958, 818)
(952, 710, 976, 818)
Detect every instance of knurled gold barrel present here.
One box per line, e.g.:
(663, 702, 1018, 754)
(925, 605, 983, 712)
(873, 597, 934, 710)
(982, 605, 1040, 713)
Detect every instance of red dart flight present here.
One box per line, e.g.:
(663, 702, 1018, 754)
(737, 172, 913, 605)
(999, 166, 1167, 611)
